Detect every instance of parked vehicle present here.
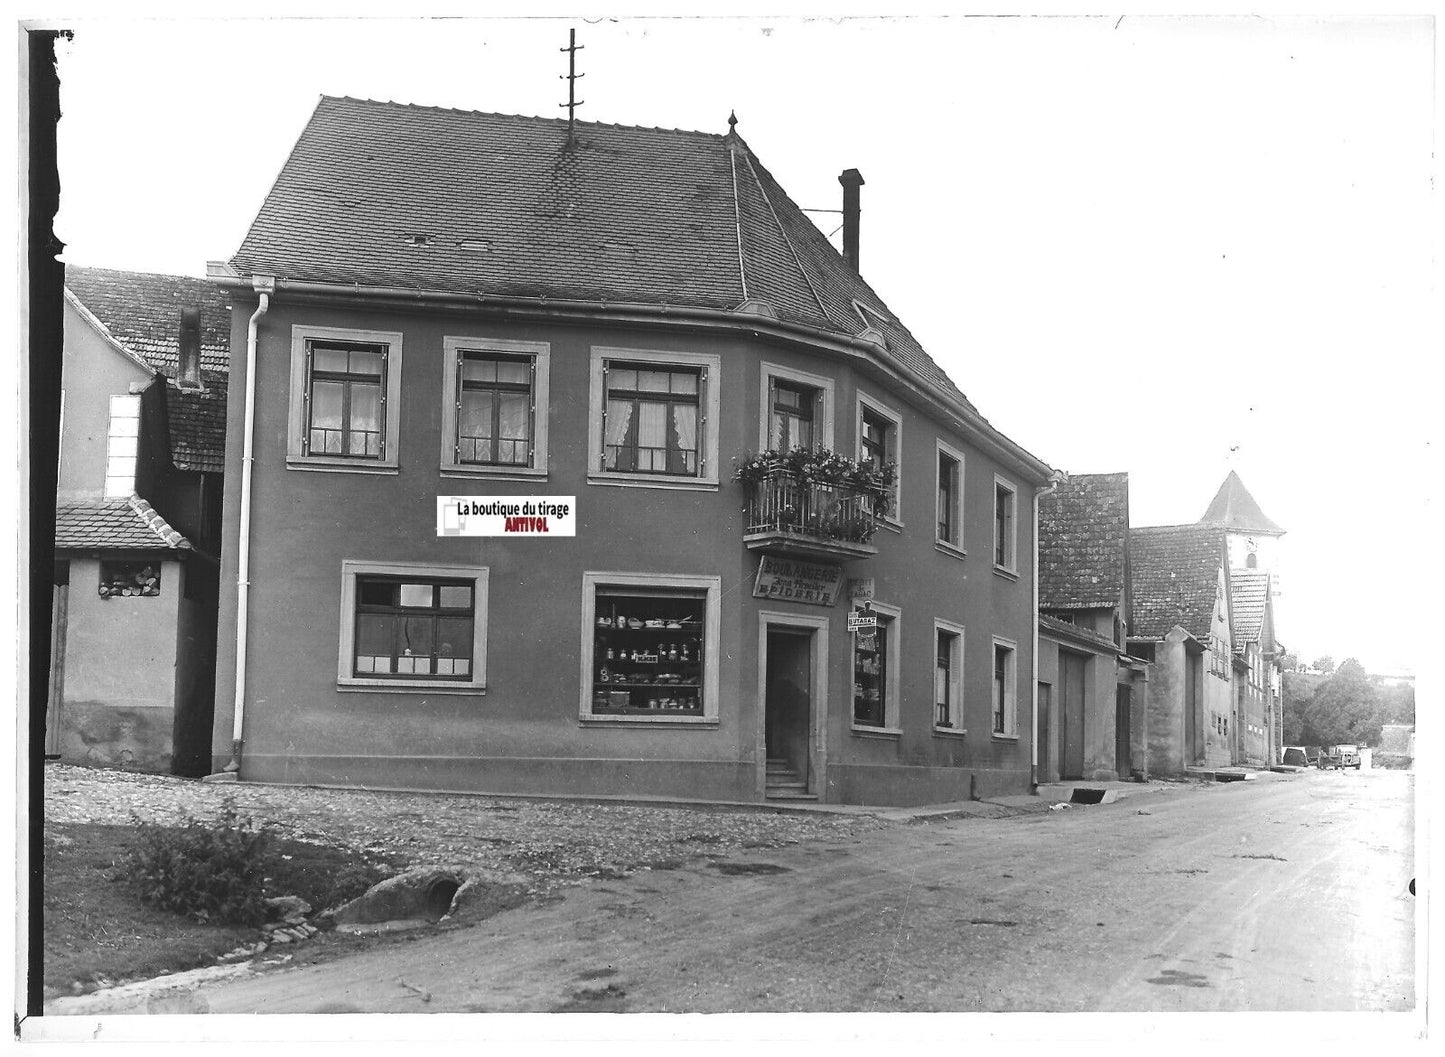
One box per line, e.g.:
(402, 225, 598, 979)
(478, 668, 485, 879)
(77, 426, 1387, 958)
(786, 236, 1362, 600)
(1335, 744, 1361, 769)
(1282, 746, 1309, 768)
(1305, 747, 1321, 767)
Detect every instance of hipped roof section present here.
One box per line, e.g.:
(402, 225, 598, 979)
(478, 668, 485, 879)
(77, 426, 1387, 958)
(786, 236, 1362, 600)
(229, 96, 1010, 427)
(1199, 471, 1284, 535)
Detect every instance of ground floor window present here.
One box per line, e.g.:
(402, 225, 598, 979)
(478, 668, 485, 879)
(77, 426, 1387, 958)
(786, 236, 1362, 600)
(337, 561, 489, 692)
(591, 590, 705, 715)
(852, 601, 901, 730)
(934, 621, 965, 730)
(580, 572, 721, 722)
(992, 638, 1018, 735)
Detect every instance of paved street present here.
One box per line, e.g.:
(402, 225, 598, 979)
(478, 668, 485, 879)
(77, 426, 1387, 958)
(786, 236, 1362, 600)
(75, 767, 1412, 1015)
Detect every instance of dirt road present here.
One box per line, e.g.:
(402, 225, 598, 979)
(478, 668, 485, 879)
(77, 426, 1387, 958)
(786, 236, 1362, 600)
(64, 769, 1419, 1013)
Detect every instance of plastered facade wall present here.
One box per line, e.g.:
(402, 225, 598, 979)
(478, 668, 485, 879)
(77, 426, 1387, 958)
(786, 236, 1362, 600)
(56, 556, 183, 771)
(1037, 631, 1120, 782)
(211, 296, 1044, 805)
(58, 301, 152, 500)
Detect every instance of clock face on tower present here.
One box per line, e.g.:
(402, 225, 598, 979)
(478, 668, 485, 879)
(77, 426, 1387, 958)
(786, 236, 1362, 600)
(1246, 537, 1258, 552)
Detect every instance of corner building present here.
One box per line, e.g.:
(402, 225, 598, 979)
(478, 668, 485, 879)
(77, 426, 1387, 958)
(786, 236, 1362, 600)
(209, 98, 1053, 805)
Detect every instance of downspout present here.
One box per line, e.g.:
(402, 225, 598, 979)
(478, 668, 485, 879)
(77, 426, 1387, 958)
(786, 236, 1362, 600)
(222, 275, 274, 773)
(1031, 471, 1064, 790)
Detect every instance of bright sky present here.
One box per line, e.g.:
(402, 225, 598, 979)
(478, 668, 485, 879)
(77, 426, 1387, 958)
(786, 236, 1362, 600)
(45, 13, 1435, 675)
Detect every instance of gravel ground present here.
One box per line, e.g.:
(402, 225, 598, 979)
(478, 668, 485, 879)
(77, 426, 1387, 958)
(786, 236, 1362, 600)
(43, 764, 886, 898)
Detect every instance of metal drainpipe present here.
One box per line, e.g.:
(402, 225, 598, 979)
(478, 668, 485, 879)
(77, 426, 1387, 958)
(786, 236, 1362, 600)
(223, 275, 274, 773)
(1031, 471, 1064, 790)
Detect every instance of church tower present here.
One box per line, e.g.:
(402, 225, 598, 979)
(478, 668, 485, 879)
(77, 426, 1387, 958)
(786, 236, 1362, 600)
(1199, 471, 1285, 594)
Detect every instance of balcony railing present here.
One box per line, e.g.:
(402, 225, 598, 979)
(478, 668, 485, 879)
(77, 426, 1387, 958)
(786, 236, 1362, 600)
(743, 470, 881, 561)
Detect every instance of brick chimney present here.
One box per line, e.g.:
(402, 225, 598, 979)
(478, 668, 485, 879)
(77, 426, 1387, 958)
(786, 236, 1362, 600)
(839, 168, 865, 273)
(177, 307, 203, 391)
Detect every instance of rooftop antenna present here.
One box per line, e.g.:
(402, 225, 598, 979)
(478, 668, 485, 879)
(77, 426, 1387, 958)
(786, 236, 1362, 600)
(560, 28, 585, 145)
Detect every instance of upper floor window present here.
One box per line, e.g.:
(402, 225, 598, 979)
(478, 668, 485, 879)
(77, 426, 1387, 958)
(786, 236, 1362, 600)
(759, 363, 835, 453)
(288, 326, 403, 473)
(441, 337, 550, 477)
(994, 475, 1018, 571)
(771, 381, 816, 451)
(103, 394, 141, 497)
(588, 347, 721, 489)
(936, 441, 965, 551)
(305, 340, 387, 459)
(856, 392, 902, 522)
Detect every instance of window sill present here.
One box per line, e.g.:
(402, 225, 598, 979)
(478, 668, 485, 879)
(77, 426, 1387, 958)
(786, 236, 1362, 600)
(991, 732, 1020, 742)
(338, 680, 486, 695)
(289, 456, 399, 475)
(579, 714, 719, 728)
(441, 464, 548, 481)
(875, 517, 904, 534)
(932, 726, 968, 739)
(587, 472, 718, 492)
(935, 541, 967, 562)
(850, 724, 902, 739)
(993, 565, 1020, 582)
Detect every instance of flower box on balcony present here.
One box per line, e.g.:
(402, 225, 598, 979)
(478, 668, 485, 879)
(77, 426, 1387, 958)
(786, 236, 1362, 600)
(735, 448, 892, 562)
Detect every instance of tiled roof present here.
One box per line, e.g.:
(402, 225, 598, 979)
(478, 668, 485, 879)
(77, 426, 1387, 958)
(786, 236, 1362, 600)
(1200, 471, 1284, 535)
(65, 266, 232, 378)
(1229, 568, 1270, 645)
(166, 384, 229, 474)
(1038, 472, 1129, 610)
(55, 495, 193, 552)
(1038, 612, 1119, 653)
(229, 96, 978, 414)
(64, 266, 233, 472)
(1128, 524, 1226, 641)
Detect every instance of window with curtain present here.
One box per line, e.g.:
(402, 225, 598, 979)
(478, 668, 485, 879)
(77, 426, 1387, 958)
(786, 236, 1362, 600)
(305, 340, 387, 459)
(603, 363, 701, 476)
(457, 351, 533, 466)
(769, 380, 816, 451)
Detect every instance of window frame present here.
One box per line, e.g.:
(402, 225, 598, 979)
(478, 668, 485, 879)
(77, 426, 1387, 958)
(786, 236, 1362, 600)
(933, 619, 966, 736)
(288, 325, 404, 474)
(758, 362, 835, 453)
(991, 635, 1019, 738)
(103, 394, 141, 497)
(935, 439, 966, 556)
(578, 571, 722, 725)
(440, 336, 550, 479)
(336, 560, 489, 693)
(993, 473, 1018, 574)
(855, 391, 903, 528)
(850, 599, 902, 735)
(587, 347, 721, 491)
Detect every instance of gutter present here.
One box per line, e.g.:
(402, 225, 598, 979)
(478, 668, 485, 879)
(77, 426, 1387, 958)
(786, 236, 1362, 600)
(220, 275, 274, 774)
(207, 268, 1055, 484)
(1031, 470, 1065, 789)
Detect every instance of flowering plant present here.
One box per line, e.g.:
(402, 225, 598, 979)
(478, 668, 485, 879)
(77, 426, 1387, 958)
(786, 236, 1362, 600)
(732, 446, 898, 518)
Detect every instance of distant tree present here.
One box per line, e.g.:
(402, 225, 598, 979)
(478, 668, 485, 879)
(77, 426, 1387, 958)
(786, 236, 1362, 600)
(1380, 683, 1416, 727)
(1313, 655, 1336, 676)
(1276, 649, 1300, 673)
(1308, 659, 1381, 746)
(1281, 671, 1316, 744)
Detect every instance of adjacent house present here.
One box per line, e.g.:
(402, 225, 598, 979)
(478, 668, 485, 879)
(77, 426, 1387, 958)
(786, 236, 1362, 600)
(1036, 472, 1148, 782)
(1127, 523, 1234, 775)
(204, 96, 1055, 805)
(49, 267, 232, 775)
(1227, 567, 1279, 767)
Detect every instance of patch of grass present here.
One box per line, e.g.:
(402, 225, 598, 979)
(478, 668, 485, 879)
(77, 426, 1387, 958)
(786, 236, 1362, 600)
(43, 822, 406, 995)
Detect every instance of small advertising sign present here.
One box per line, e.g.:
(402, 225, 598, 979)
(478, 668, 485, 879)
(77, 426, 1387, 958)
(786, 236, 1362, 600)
(751, 556, 844, 606)
(848, 577, 876, 601)
(847, 599, 877, 632)
(437, 496, 577, 537)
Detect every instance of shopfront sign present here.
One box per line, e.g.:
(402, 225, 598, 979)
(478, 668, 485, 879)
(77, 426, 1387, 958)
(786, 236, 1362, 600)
(752, 556, 843, 606)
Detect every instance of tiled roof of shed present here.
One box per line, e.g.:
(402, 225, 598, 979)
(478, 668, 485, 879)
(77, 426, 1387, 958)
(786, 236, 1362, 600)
(1128, 524, 1226, 641)
(1038, 612, 1119, 654)
(1229, 568, 1270, 645)
(1200, 471, 1284, 535)
(229, 96, 978, 414)
(55, 496, 193, 552)
(64, 266, 232, 473)
(1038, 472, 1129, 610)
